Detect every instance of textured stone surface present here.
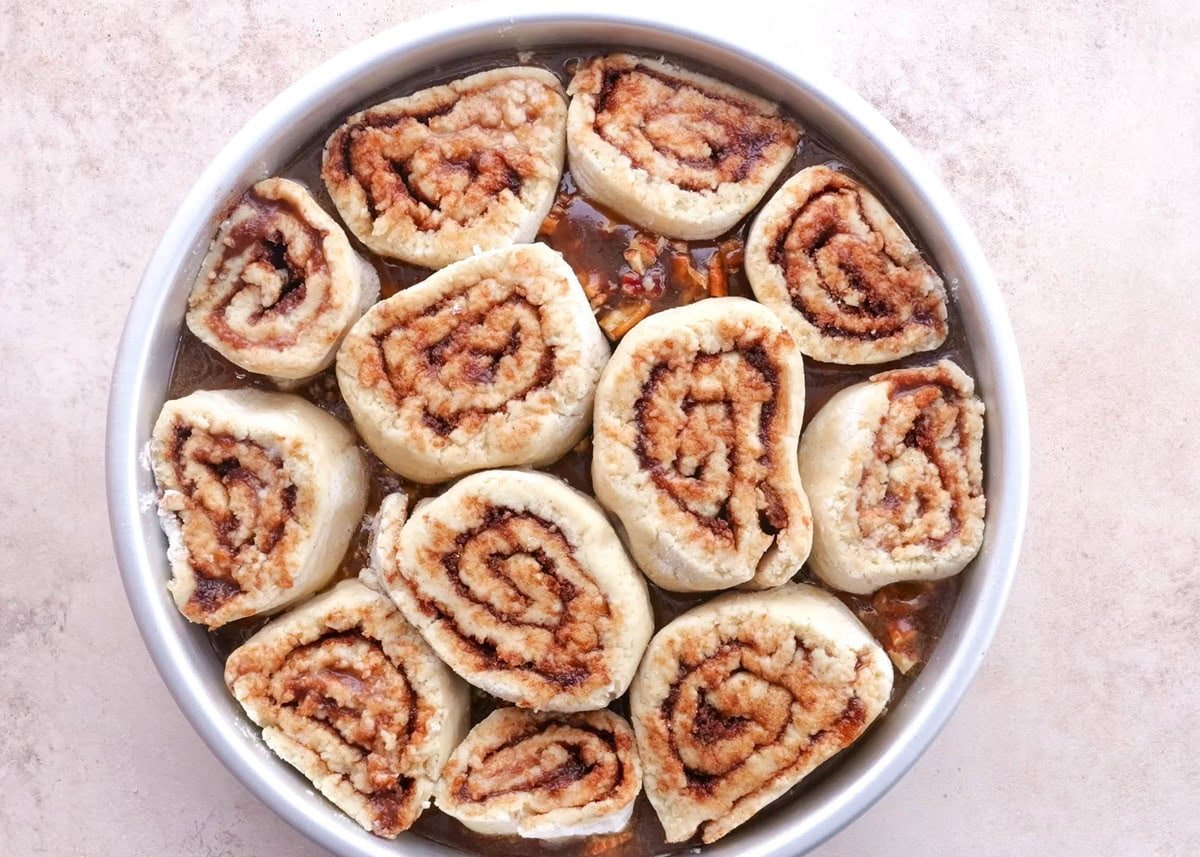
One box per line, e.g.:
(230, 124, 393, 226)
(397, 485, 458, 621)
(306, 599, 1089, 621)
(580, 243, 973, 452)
(2, 0, 1197, 855)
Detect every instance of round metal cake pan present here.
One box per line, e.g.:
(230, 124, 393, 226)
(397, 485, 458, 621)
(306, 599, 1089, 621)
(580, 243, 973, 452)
(106, 5, 1030, 856)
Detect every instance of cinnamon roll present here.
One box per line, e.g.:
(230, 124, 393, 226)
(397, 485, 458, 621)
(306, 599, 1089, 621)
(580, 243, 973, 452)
(798, 359, 986, 594)
(186, 178, 379, 382)
(225, 579, 470, 837)
(322, 67, 567, 268)
(434, 707, 642, 839)
(591, 298, 812, 592)
(566, 54, 801, 240)
(745, 166, 948, 364)
(336, 243, 609, 483)
(372, 469, 654, 712)
(630, 584, 893, 844)
(150, 389, 367, 627)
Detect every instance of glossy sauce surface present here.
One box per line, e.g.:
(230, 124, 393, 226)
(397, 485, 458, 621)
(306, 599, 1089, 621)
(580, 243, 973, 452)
(166, 46, 979, 857)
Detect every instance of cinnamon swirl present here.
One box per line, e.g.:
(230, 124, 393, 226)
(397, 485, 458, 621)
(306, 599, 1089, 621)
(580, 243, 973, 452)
(186, 178, 380, 382)
(630, 584, 893, 844)
(566, 54, 800, 240)
(322, 67, 567, 268)
(150, 389, 367, 627)
(746, 166, 948, 364)
(372, 470, 654, 712)
(336, 243, 609, 483)
(798, 359, 986, 594)
(225, 579, 469, 837)
(434, 707, 642, 839)
(591, 298, 813, 592)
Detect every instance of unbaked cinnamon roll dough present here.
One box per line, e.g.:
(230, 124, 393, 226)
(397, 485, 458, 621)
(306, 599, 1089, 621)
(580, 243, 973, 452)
(187, 177, 379, 382)
(746, 166, 948, 364)
(630, 584, 893, 844)
(149, 47, 991, 853)
(225, 579, 469, 837)
(798, 359, 986, 593)
(150, 389, 367, 627)
(567, 54, 800, 240)
(323, 67, 567, 268)
(591, 297, 813, 592)
(372, 469, 654, 712)
(434, 707, 642, 839)
(336, 243, 608, 483)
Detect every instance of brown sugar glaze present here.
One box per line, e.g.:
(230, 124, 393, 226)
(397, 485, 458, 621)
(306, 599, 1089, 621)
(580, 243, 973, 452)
(166, 46, 980, 856)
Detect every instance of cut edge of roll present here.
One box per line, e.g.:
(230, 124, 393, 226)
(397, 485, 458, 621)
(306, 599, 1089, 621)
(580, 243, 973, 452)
(322, 67, 568, 268)
(745, 166, 949, 365)
(433, 706, 643, 839)
(376, 468, 654, 712)
(591, 298, 813, 593)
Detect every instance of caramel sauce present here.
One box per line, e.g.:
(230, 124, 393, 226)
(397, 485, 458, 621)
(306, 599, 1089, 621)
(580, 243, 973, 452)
(165, 46, 982, 856)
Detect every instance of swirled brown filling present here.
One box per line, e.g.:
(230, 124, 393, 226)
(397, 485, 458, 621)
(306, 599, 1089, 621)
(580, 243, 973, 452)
(206, 189, 333, 349)
(588, 61, 799, 192)
(659, 641, 869, 795)
(451, 720, 626, 803)
(632, 346, 787, 541)
(421, 507, 611, 688)
(767, 183, 944, 341)
(324, 83, 550, 231)
(367, 289, 557, 436)
(858, 367, 981, 551)
(167, 424, 298, 613)
(273, 631, 428, 836)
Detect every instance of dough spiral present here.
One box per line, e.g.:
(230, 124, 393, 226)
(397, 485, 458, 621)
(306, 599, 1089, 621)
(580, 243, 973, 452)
(336, 243, 608, 483)
(592, 298, 812, 592)
(630, 584, 893, 844)
(746, 166, 948, 364)
(150, 389, 367, 627)
(434, 707, 641, 839)
(225, 580, 469, 837)
(567, 54, 801, 240)
(323, 67, 567, 268)
(798, 359, 986, 593)
(186, 178, 379, 381)
(372, 470, 653, 712)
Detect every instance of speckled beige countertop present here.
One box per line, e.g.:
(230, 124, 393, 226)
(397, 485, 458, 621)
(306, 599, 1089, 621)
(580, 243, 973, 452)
(2, 0, 1197, 854)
